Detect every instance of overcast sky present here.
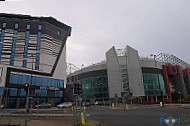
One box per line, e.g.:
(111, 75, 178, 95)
(1, 0, 190, 68)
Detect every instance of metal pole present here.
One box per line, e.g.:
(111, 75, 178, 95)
(25, 54, 34, 125)
(4, 88, 8, 118)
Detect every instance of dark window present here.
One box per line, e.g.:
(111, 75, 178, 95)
(55, 91, 59, 97)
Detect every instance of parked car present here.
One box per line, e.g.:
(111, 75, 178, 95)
(35, 103, 52, 108)
(82, 102, 91, 107)
(105, 101, 111, 106)
(0, 104, 4, 109)
(57, 102, 72, 109)
(85, 102, 91, 107)
(94, 101, 99, 105)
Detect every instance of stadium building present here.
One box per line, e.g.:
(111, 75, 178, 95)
(67, 45, 190, 103)
(0, 13, 71, 108)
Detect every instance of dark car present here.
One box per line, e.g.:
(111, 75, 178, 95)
(35, 103, 52, 108)
(85, 102, 91, 107)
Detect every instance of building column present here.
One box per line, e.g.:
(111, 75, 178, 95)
(150, 96, 154, 104)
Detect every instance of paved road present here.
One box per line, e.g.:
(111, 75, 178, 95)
(86, 105, 190, 126)
(1, 105, 190, 126)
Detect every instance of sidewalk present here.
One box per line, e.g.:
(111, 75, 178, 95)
(164, 103, 190, 109)
(0, 118, 100, 126)
(108, 103, 190, 110)
(0, 113, 90, 117)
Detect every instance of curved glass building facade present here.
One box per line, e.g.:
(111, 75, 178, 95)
(143, 73, 166, 96)
(81, 76, 108, 101)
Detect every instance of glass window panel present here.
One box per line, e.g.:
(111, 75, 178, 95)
(32, 76, 36, 85)
(38, 25, 41, 30)
(21, 75, 27, 84)
(10, 74, 19, 84)
(35, 89, 41, 95)
(20, 89, 26, 96)
(60, 80, 64, 88)
(41, 89, 47, 97)
(3, 23, 6, 28)
(27, 24, 30, 29)
(59, 91, 63, 97)
(9, 88, 17, 96)
(36, 77, 42, 86)
(42, 78, 48, 86)
(52, 79, 56, 87)
(15, 24, 18, 29)
(48, 78, 52, 87)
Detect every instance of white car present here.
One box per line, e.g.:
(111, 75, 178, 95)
(95, 101, 99, 105)
(57, 102, 72, 109)
(0, 104, 4, 109)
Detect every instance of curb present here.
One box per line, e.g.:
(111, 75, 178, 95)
(108, 107, 135, 111)
(178, 107, 190, 109)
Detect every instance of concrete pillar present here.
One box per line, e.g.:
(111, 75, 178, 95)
(150, 96, 154, 104)
(137, 97, 140, 104)
(146, 96, 149, 104)
(168, 96, 172, 103)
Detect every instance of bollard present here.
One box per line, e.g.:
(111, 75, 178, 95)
(126, 104, 129, 110)
(72, 106, 74, 112)
(160, 102, 162, 107)
(81, 112, 86, 126)
(112, 103, 114, 107)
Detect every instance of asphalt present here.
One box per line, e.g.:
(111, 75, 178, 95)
(86, 105, 190, 126)
(1, 104, 190, 126)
